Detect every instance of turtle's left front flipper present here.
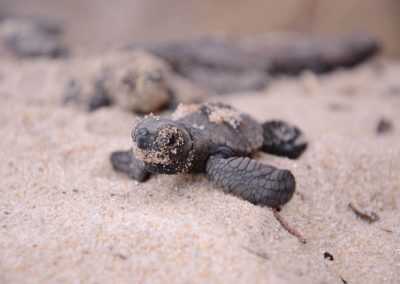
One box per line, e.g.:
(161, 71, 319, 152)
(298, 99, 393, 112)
(206, 155, 295, 207)
(87, 76, 113, 111)
(110, 149, 150, 182)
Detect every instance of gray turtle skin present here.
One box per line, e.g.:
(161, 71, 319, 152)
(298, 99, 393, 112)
(111, 103, 307, 207)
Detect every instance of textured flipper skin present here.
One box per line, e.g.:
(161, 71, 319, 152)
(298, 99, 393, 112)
(110, 149, 150, 182)
(262, 120, 307, 159)
(206, 156, 295, 207)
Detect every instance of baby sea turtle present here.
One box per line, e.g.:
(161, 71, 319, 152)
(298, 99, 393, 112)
(111, 103, 307, 207)
(63, 51, 206, 114)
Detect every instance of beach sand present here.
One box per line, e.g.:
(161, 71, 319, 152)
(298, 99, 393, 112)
(0, 56, 399, 283)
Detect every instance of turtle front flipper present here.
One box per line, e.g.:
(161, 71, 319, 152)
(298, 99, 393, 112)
(205, 155, 295, 207)
(87, 77, 113, 112)
(110, 149, 150, 182)
(87, 92, 113, 111)
(262, 120, 307, 159)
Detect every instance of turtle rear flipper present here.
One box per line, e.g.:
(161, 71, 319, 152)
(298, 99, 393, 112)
(262, 120, 307, 159)
(110, 149, 150, 182)
(206, 155, 295, 207)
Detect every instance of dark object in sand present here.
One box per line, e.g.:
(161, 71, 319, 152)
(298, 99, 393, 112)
(242, 246, 269, 260)
(348, 202, 380, 224)
(376, 118, 393, 135)
(272, 208, 306, 243)
(131, 33, 381, 93)
(111, 103, 307, 207)
(0, 17, 67, 58)
(323, 252, 334, 261)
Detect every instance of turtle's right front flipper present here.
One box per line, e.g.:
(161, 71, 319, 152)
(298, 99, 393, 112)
(110, 149, 150, 182)
(205, 155, 295, 207)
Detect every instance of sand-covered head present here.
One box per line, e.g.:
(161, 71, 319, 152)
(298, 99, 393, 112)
(131, 115, 194, 174)
(111, 52, 171, 113)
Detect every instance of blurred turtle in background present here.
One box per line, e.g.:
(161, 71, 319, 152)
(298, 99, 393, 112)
(131, 32, 381, 94)
(63, 51, 207, 114)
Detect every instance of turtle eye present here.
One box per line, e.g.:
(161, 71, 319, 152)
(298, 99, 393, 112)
(122, 74, 136, 88)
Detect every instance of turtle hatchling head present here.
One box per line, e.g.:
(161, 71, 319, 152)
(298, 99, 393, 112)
(117, 66, 170, 114)
(132, 117, 193, 174)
